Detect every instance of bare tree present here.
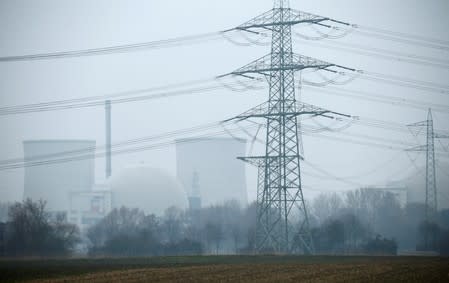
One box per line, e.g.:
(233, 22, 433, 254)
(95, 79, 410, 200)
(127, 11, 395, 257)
(313, 193, 344, 224)
(6, 199, 79, 257)
(162, 206, 184, 244)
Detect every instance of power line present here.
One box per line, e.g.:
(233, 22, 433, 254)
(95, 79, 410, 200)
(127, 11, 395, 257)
(0, 84, 232, 116)
(302, 159, 364, 187)
(303, 123, 417, 148)
(0, 78, 263, 116)
(294, 21, 449, 51)
(436, 161, 449, 179)
(0, 32, 225, 62)
(358, 72, 449, 95)
(0, 121, 222, 166)
(356, 25, 449, 47)
(354, 117, 449, 137)
(0, 78, 214, 112)
(364, 71, 449, 91)
(0, 122, 260, 171)
(352, 27, 449, 51)
(303, 85, 449, 114)
(6, 70, 448, 117)
(295, 37, 449, 69)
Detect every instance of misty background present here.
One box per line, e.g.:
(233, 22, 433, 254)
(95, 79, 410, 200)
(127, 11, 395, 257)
(1, 0, 449, 207)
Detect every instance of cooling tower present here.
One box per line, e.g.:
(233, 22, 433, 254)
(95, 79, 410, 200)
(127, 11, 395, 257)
(176, 138, 247, 207)
(23, 140, 96, 212)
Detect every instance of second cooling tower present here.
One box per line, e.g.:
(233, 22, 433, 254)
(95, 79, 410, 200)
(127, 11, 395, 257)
(176, 138, 247, 207)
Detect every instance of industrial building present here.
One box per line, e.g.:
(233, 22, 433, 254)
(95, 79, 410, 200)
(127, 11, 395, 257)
(23, 140, 96, 213)
(68, 184, 112, 232)
(176, 137, 247, 207)
(23, 140, 112, 231)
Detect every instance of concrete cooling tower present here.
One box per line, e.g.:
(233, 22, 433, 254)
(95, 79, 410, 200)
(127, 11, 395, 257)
(109, 165, 188, 215)
(176, 138, 247, 207)
(23, 140, 96, 212)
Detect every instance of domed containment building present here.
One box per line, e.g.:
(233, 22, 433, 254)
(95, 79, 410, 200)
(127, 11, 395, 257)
(176, 138, 248, 207)
(109, 165, 188, 215)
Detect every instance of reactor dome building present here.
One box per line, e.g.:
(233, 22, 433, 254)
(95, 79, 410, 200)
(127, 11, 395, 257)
(175, 137, 248, 207)
(109, 165, 188, 215)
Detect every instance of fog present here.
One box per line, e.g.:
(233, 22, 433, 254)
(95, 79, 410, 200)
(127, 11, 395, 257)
(0, 0, 449, 257)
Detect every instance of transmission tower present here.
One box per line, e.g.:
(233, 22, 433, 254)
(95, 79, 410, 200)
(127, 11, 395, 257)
(407, 109, 446, 250)
(220, 0, 353, 254)
(105, 100, 112, 179)
(425, 110, 437, 221)
(408, 109, 437, 216)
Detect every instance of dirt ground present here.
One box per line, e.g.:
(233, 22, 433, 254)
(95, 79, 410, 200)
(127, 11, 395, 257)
(2, 256, 448, 283)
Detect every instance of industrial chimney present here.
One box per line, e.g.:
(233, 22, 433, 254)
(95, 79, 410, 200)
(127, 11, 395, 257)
(105, 100, 112, 178)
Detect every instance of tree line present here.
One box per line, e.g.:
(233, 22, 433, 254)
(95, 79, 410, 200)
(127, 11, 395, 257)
(1, 188, 448, 257)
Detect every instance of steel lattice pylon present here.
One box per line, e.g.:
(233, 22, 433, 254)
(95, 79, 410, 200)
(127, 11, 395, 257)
(220, 0, 353, 254)
(425, 110, 437, 221)
(407, 109, 439, 250)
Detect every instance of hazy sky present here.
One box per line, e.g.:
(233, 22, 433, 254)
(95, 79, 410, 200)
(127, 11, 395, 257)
(1, 0, 448, 204)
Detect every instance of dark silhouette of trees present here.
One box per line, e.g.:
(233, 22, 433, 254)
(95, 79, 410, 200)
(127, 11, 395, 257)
(439, 229, 449, 256)
(87, 207, 161, 256)
(0, 202, 10, 223)
(204, 222, 224, 254)
(162, 206, 184, 244)
(310, 190, 414, 255)
(5, 199, 79, 257)
(312, 193, 343, 225)
(363, 235, 397, 255)
(416, 221, 441, 252)
(312, 219, 345, 253)
(312, 214, 370, 254)
(87, 206, 204, 256)
(86, 201, 256, 256)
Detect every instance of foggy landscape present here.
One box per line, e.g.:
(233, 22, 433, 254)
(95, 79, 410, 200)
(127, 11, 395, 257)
(1, 0, 448, 282)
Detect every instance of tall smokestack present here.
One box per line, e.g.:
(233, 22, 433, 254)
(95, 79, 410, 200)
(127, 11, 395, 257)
(105, 100, 112, 178)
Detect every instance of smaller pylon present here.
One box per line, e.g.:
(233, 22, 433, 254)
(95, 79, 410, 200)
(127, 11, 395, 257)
(407, 109, 438, 251)
(105, 100, 112, 179)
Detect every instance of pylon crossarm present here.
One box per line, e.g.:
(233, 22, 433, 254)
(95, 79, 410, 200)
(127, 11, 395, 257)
(223, 101, 350, 123)
(231, 9, 349, 33)
(238, 155, 302, 165)
(407, 120, 428, 127)
(297, 102, 351, 119)
(435, 133, 449, 139)
(218, 53, 355, 80)
(221, 102, 270, 123)
(406, 145, 427, 152)
(237, 156, 265, 167)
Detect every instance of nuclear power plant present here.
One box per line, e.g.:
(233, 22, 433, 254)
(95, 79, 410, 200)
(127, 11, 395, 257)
(19, 100, 247, 231)
(21, 135, 248, 230)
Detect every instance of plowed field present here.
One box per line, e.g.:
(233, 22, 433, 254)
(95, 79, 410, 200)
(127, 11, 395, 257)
(1, 256, 448, 283)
